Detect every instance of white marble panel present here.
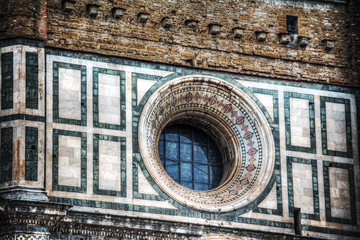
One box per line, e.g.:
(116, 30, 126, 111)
(292, 163, 314, 214)
(325, 102, 347, 152)
(99, 140, 121, 191)
(59, 68, 81, 120)
(257, 183, 277, 209)
(138, 166, 158, 195)
(290, 98, 310, 148)
(254, 93, 274, 121)
(99, 73, 121, 125)
(137, 79, 156, 105)
(329, 167, 350, 219)
(58, 135, 81, 187)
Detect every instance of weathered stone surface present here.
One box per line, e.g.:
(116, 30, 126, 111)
(0, 0, 358, 86)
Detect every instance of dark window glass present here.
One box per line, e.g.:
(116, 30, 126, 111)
(158, 124, 223, 191)
(287, 15, 298, 34)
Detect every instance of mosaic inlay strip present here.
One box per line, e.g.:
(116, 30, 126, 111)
(0, 127, 13, 183)
(320, 97, 352, 158)
(287, 157, 319, 220)
(93, 134, 126, 197)
(323, 161, 357, 225)
(93, 68, 126, 131)
(52, 129, 87, 193)
(53, 62, 87, 126)
(25, 127, 38, 181)
(1, 52, 13, 110)
(148, 87, 262, 205)
(284, 92, 316, 153)
(26, 52, 39, 109)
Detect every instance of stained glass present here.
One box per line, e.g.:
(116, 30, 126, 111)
(159, 124, 223, 191)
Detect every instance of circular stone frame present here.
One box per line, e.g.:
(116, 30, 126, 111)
(138, 75, 275, 212)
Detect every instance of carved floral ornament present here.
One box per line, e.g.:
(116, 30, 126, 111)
(138, 75, 275, 212)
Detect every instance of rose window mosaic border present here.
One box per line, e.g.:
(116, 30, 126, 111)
(139, 76, 275, 212)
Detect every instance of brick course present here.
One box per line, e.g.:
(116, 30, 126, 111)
(1, 0, 358, 86)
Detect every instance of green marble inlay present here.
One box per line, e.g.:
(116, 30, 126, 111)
(25, 127, 38, 181)
(284, 92, 316, 153)
(53, 62, 87, 126)
(0, 38, 44, 48)
(52, 129, 87, 193)
(93, 134, 126, 197)
(323, 161, 356, 225)
(93, 68, 126, 131)
(1, 52, 13, 110)
(26, 52, 39, 109)
(0, 127, 13, 182)
(0, 114, 45, 122)
(320, 97, 352, 158)
(287, 157, 319, 220)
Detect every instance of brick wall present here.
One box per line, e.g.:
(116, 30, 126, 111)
(1, 0, 358, 86)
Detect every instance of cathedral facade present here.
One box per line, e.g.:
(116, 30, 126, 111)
(0, 0, 359, 239)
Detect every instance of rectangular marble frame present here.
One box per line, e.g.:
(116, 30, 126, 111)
(323, 161, 356, 225)
(52, 129, 87, 193)
(320, 96, 352, 158)
(93, 67, 126, 131)
(93, 133, 126, 197)
(52, 61, 87, 126)
(287, 156, 320, 220)
(284, 92, 316, 153)
(0, 45, 45, 117)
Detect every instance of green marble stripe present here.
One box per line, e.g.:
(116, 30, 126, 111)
(26, 52, 39, 109)
(25, 127, 38, 181)
(1, 52, 13, 110)
(0, 38, 44, 48)
(302, 225, 360, 237)
(48, 196, 177, 215)
(0, 127, 13, 183)
(0, 114, 45, 122)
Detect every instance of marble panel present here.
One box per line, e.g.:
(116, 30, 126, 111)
(98, 73, 121, 125)
(290, 97, 310, 148)
(292, 162, 314, 214)
(325, 102, 347, 152)
(329, 167, 351, 219)
(254, 93, 274, 121)
(99, 139, 121, 191)
(58, 68, 81, 120)
(58, 135, 81, 187)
